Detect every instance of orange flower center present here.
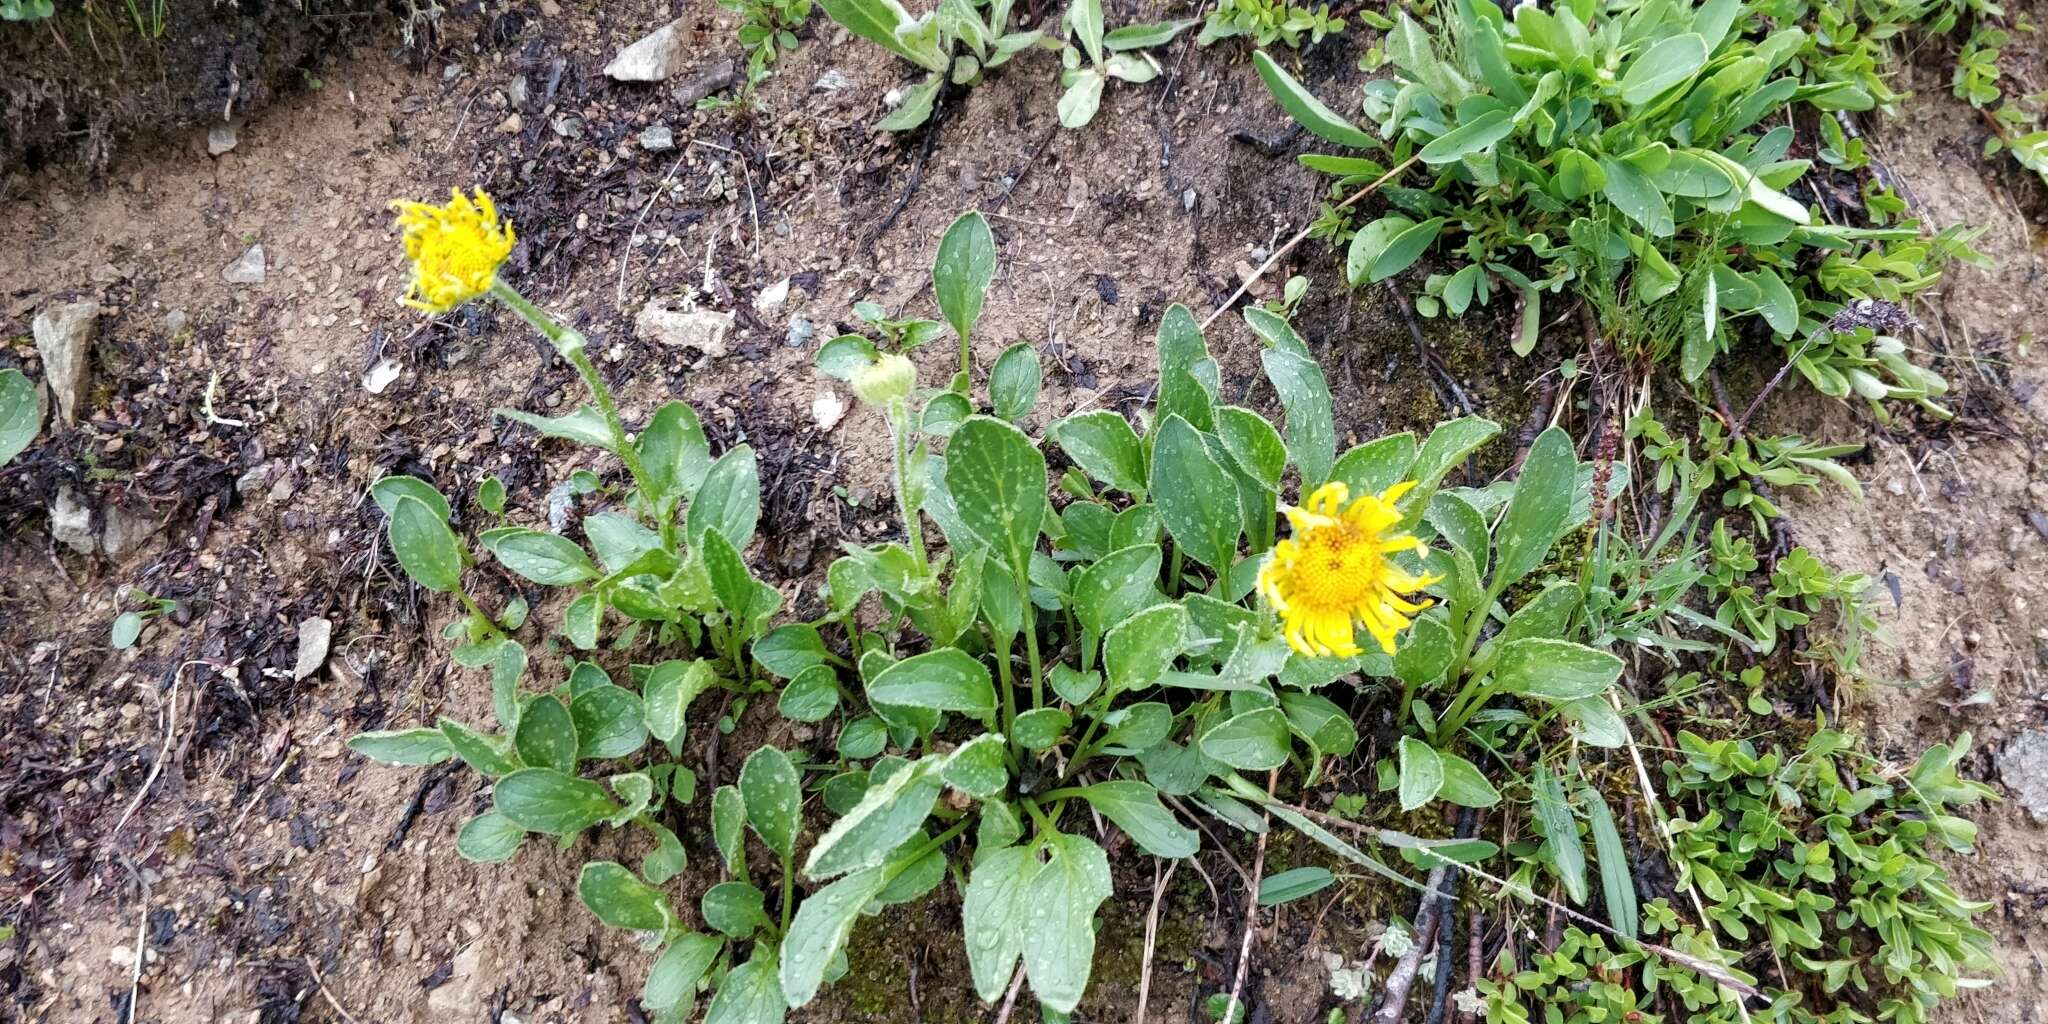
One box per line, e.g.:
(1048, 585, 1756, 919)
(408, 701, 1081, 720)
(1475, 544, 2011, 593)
(1288, 523, 1383, 611)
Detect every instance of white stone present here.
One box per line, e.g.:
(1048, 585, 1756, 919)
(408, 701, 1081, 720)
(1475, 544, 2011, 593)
(634, 299, 733, 356)
(222, 244, 266, 285)
(32, 300, 98, 425)
(812, 390, 848, 432)
(207, 122, 238, 156)
(50, 487, 94, 555)
(756, 278, 791, 310)
(362, 358, 401, 395)
(604, 20, 687, 82)
(639, 124, 675, 151)
(1999, 730, 2048, 824)
(294, 618, 333, 682)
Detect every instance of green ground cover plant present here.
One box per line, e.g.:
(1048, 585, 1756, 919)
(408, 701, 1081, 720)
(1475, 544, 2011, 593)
(1255, 0, 1986, 411)
(1478, 728, 1995, 1024)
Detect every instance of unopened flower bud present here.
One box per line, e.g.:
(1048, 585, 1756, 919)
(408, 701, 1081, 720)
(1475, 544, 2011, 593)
(851, 353, 917, 406)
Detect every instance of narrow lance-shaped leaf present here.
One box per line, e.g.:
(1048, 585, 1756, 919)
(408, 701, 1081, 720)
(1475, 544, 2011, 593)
(1257, 345, 1336, 488)
(1585, 787, 1639, 939)
(1530, 767, 1588, 903)
(1253, 50, 1377, 150)
(1490, 426, 1577, 591)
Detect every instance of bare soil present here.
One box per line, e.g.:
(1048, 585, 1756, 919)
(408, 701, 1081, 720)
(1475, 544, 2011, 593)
(1, 2, 2044, 1023)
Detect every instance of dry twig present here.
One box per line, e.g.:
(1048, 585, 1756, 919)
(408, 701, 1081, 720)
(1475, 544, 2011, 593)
(1219, 768, 1280, 1024)
(1135, 857, 1182, 1024)
(304, 957, 367, 1024)
(1374, 865, 1451, 1024)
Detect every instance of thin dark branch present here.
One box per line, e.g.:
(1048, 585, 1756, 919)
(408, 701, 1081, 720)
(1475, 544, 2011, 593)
(868, 85, 952, 250)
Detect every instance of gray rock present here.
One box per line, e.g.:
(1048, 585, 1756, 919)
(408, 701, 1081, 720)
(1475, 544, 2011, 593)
(640, 124, 675, 151)
(508, 75, 529, 107)
(424, 943, 484, 1018)
(672, 59, 738, 106)
(236, 464, 269, 497)
(634, 299, 733, 356)
(552, 115, 583, 138)
(294, 617, 333, 682)
(223, 244, 266, 285)
(207, 122, 238, 156)
(32, 300, 98, 425)
(100, 504, 159, 559)
(604, 20, 688, 81)
(785, 314, 815, 349)
(814, 70, 852, 92)
(50, 487, 94, 555)
(2000, 730, 2048, 824)
(546, 481, 578, 534)
(164, 309, 189, 335)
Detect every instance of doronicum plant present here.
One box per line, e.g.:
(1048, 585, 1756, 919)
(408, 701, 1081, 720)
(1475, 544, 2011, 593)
(341, 198, 1989, 1024)
(349, 187, 799, 1020)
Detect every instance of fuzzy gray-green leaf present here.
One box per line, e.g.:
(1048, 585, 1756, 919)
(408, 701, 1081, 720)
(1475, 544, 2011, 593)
(1150, 415, 1241, 572)
(781, 866, 892, 1007)
(934, 211, 996, 344)
(579, 860, 673, 932)
(494, 768, 619, 835)
(1491, 426, 1577, 591)
(347, 727, 453, 766)
(944, 416, 1047, 566)
(387, 495, 463, 593)
(1053, 410, 1147, 493)
(1398, 735, 1444, 811)
(688, 444, 761, 548)
(740, 745, 803, 858)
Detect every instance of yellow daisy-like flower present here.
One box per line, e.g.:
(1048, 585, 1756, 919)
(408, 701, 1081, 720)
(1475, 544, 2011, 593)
(1258, 480, 1442, 658)
(391, 187, 516, 313)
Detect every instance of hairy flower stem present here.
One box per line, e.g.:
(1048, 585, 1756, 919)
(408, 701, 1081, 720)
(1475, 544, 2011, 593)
(779, 849, 795, 934)
(491, 281, 667, 542)
(888, 399, 930, 578)
(995, 630, 1019, 756)
(1016, 562, 1044, 714)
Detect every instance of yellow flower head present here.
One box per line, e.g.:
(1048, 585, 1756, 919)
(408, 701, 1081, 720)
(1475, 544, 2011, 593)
(1257, 480, 1442, 658)
(391, 187, 516, 313)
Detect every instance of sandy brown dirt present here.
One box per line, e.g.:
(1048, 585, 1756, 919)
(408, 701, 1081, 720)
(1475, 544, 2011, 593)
(1, 2, 2046, 1023)
(1757, 48, 2048, 1023)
